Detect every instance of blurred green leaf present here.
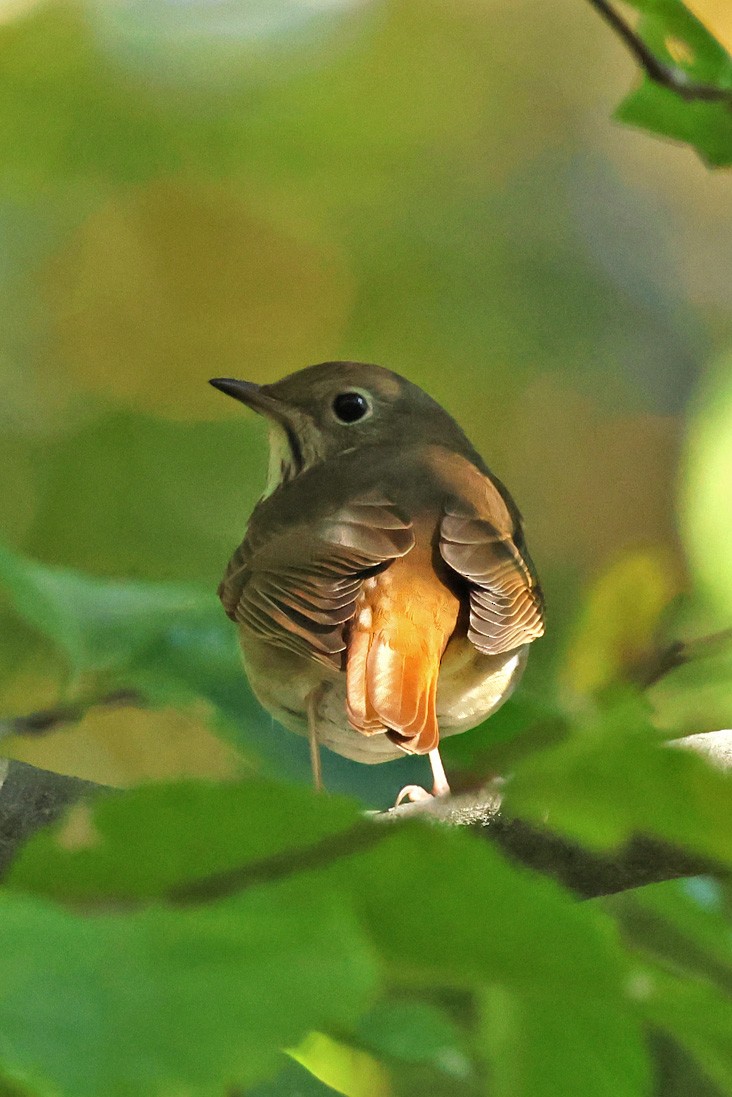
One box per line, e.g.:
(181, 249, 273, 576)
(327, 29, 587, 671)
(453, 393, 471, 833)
(328, 825, 650, 1097)
(247, 1056, 343, 1097)
(649, 1030, 728, 1097)
(0, 881, 377, 1097)
(7, 779, 362, 902)
(482, 985, 640, 1097)
(357, 999, 463, 1067)
(0, 536, 217, 681)
(641, 966, 732, 1094)
(288, 1032, 392, 1097)
(615, 0, 732, 166)
(506, 693, 732, 865)
(561, 549, 678, 698)
(0, 536, 315, 777)
(650, 644, 732, 736)
(604, 878, 732, 992)
(681, 353, 732, 623)
(7, 775, 650, 1097)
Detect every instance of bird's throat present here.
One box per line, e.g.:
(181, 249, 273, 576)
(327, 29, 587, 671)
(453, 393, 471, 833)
(264, 421, 305, 497)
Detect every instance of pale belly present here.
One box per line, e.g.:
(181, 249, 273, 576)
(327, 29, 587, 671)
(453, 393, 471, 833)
(241, 630, 529, 764)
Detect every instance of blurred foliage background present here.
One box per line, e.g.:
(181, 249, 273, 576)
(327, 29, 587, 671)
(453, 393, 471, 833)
(1, 0, 730, 801)
(1, 3, 732, 1097)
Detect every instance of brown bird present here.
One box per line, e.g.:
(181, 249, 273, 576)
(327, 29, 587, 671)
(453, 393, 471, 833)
(211, 362, 544, 802)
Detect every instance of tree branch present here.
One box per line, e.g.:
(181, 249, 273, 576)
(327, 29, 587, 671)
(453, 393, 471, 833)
(585, 0, 732, 106)
(0, 759, 104, 878)
(1, 729, 730, 901)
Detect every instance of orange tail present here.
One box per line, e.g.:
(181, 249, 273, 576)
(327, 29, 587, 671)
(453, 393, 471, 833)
(345, 558, 458, 755)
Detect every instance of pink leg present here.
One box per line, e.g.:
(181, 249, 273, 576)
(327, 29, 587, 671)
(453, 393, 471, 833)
(429, 747, 451, 797)
(394, 747, 451, 806)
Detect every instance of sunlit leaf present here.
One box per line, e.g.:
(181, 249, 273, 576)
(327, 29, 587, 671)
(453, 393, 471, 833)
(681, 353, 732, 622)
(288, 1031, 392, 1097)
(562, 549, 679, 697)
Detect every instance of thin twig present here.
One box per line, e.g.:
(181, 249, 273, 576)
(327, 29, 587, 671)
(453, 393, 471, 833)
(586, 0, 732, 106)
(167, 820, 391, 906)
(641, 627, 732, 688)
(0, 689, 145, 742)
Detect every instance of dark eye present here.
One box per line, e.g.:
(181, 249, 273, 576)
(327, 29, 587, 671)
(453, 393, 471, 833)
(332, 391, 370, 423)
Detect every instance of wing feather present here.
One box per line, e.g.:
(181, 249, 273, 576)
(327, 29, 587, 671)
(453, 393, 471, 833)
(440, 499, 544, 656)
(219, 492, 415, 669)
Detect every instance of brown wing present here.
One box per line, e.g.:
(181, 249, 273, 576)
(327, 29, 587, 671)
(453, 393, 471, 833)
(218, 493, 414, 669)
(440, 495, 544, 657)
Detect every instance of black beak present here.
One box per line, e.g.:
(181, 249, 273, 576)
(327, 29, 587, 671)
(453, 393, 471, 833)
(209, 377, 281, 417)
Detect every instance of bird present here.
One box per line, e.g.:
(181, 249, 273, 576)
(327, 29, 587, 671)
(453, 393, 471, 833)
(210, 362, 544, 803)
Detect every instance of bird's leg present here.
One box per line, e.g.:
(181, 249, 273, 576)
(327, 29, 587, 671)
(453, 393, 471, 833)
(394, 747, 451, 806)
(429, 747, 451, 797)
(307, 688, 323, 793)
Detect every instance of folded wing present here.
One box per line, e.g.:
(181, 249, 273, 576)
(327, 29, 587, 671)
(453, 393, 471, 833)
(440, 494, 544, 656)
(219, 493, 414, 670)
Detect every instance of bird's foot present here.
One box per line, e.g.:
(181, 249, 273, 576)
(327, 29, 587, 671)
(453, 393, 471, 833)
(393, 779, 451, 808)
(394, 784, 434, 807)
(393, 748, 452, 807)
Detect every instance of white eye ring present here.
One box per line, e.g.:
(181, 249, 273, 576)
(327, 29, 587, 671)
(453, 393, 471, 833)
(331, 390, 373, 424)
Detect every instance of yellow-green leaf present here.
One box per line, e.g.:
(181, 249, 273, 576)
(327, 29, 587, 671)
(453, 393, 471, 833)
(289, 1032, 392, 1097)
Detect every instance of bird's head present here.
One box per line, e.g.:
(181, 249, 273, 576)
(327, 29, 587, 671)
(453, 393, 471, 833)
(210, 361, 477, 493)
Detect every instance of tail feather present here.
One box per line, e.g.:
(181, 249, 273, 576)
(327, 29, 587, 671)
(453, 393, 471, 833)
(347, 630, 442, 755)
(345, 629, 383, 733)
(345, 547, 458, 756)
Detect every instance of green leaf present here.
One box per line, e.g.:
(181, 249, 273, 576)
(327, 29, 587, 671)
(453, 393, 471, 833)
(357, 999, 464, 1067)
(505, 693, 732, 865)
(614, 0, 732, 166)
(640, 966, 732, 1095)
(604, 878, 732, 991)
(329, 825, 650, 1097)
(8, 776, 650, 1097)
(0, 882, 377, 1097)
(0, 537, 216, 680)
(288, 1032, 392, 1097)
(650, 633, 732, 737)
(0, 537, 309, 776)
(7, 778, 362, 902)
(247, 1057, 343, 1096)
(482, 985, 639, 1097)
(561, 549, 678, 698)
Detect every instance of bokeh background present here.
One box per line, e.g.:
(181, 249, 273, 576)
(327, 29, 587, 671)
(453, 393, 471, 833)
(1, 0, 731, 805)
